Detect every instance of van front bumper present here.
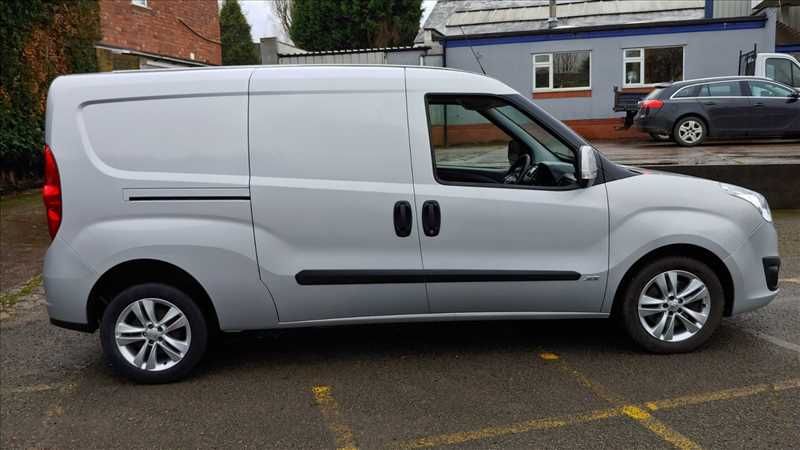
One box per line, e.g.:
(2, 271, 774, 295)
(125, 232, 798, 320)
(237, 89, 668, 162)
(43, 236, 97, 332)
(724, 222, 780, 315)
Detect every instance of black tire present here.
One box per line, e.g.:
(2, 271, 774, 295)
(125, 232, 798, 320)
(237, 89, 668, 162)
(620, 256, 724, 353)
(673, 116, 706, 147)
(100, 283, 208, 383)
(649, 132, 671, 142)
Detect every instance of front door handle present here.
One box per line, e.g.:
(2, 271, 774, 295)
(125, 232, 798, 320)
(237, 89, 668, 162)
(753, 102, 765, 107)
(422, 200, 441, 237)
(393, 201, 412, 237)
(702, 101, 716, 106)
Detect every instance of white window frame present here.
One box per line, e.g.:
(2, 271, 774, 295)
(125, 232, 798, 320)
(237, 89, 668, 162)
(131, 0, 148, 8)
(532, 51, 592, 92)
(622, 46, 685, 88)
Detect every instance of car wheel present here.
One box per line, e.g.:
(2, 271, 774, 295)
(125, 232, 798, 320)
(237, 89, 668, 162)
(649, 132, 671, 142)
(673, 117, 706, 147)
(100, 283, 208, 383)
(620, 257, 723, 353)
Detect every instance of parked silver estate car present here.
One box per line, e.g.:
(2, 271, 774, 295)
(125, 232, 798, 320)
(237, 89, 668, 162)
(43, 66, 780, 383)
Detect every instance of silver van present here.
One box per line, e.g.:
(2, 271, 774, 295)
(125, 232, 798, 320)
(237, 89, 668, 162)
(43, 66, 780, 383)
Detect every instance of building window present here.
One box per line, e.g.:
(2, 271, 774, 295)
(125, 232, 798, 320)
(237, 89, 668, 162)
(624, 46, 683, 87)
(131, 0, 148, 8)
(532, 51, 591, 91)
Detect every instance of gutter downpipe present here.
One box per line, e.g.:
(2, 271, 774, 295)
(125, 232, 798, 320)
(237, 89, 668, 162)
(548, 0, 558, 29)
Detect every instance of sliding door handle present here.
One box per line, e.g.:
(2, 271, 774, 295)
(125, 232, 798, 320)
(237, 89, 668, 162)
(393, 201, 412, 237)
(422, 200, 441, 237)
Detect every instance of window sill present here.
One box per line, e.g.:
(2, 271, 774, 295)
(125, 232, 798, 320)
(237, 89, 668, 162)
(533, 89, 592, 99)
(619, 86, 657, 94)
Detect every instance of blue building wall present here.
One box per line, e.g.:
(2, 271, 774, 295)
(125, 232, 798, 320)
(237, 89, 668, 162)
(444, 18, 774, 121)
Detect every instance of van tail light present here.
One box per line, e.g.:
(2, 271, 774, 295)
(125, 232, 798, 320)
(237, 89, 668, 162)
(640, 99, 664, 110)
(42, 144, 62, 239)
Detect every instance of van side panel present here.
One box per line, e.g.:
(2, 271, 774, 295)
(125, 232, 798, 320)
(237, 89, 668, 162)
(248, 66, 428, 322)
(44, 69, 279, 330)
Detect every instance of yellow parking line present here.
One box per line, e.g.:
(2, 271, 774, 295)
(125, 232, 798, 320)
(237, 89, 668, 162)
(312, 385, 358, 450)
(392, 407, 622, 449)
(620, 405, 701, 450)
(645, 378, 800, 411)
(546, 355, 702, 450)
(389, 377, 800, 449)
(773, 379, 800, 391)
(2, 382, 77, 395)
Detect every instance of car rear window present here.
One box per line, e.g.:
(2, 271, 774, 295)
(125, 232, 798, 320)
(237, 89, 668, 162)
(644, 88, 664, 100)
(672, 85, 700, 98)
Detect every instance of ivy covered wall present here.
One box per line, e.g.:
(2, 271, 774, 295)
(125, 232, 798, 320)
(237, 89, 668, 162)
(0, 0, 100, 189)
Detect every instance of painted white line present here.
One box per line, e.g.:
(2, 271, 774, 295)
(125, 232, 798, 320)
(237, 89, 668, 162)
(735, 327, 800, 354)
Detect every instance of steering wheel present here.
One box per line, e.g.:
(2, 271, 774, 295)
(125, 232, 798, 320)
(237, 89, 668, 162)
(503, 154, 532, 184)
(520, 162, 541, 185)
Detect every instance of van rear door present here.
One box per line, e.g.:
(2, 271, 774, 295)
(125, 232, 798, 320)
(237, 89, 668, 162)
(248, 67, 428, 323)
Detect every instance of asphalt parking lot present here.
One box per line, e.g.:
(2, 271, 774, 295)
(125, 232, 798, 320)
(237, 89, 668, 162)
(1, 204, 799, 449)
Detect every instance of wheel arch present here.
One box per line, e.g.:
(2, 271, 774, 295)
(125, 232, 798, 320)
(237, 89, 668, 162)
(674, 113, 711, 137)
(610, 243, 735, 318)
(87, 259, 221, 333)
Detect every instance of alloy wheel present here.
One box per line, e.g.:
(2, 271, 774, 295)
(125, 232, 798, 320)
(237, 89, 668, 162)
(638, 270, 710, 342)
(114, 298, 192, 371)
(677, 120, 703, 144)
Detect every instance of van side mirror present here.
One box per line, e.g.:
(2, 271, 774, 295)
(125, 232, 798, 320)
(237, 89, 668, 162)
(578, 145, 598, 184)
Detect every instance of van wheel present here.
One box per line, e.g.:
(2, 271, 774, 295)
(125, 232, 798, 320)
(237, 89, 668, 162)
(673, 117, 706, 147)
(620, 257, 723, 353)
(100, 283, 208, 383)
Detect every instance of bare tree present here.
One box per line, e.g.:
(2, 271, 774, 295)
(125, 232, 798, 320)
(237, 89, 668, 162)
(272, 0, 292, 35)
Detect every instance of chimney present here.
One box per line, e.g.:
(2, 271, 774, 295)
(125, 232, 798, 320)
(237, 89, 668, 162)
(548, 0, 559, 29)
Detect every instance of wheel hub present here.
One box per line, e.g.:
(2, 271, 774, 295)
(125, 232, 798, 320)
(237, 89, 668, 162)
(144, 328, 162, 340)
(666, 299, 680, 312)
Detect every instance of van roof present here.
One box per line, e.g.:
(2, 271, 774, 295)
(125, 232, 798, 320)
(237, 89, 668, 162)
(109, 64, 467, 75)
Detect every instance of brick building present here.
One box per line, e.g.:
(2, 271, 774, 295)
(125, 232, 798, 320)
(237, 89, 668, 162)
(96, 0, 221, 70)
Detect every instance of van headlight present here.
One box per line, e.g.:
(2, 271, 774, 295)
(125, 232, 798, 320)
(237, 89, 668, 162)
(720, 183, 772, 222)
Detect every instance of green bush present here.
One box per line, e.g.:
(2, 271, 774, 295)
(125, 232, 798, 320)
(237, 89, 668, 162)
(0, 0, 100, 184)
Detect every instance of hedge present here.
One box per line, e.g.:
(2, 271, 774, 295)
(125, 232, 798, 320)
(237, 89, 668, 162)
(0, 0, 100, 185)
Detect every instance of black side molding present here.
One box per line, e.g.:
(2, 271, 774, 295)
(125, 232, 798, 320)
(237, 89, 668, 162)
(295, 270, 581, 286)
(50, 318, 96, 333)
(128, 196, 250, 202)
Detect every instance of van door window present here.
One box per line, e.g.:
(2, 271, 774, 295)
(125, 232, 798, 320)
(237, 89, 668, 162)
(426, 95, 577, 189)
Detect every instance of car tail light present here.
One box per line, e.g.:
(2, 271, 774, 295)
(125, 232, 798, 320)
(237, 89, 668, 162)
(640, 99, 664, 110)
(42, 144, 62, 239)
